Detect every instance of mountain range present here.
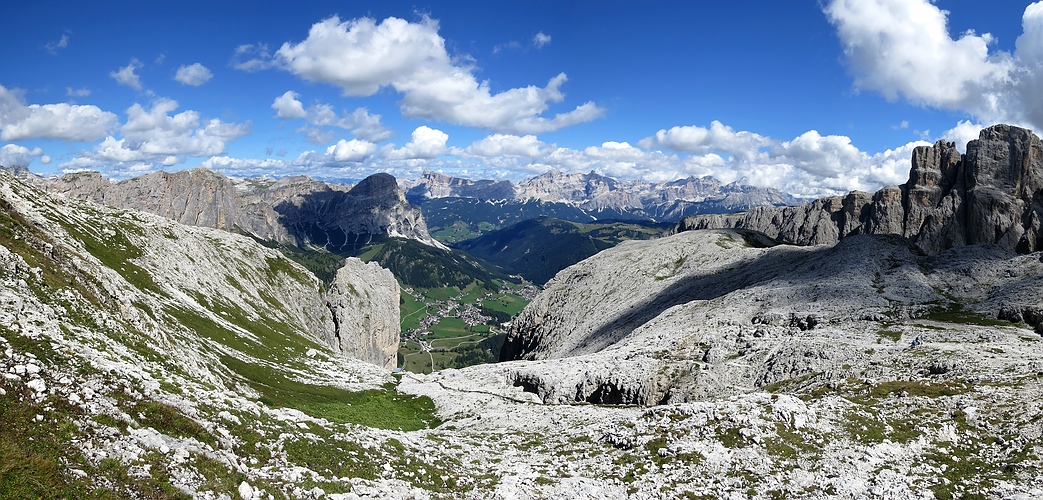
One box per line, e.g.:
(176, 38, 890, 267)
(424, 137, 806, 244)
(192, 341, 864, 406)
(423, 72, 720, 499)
(6, 164, 796, 291)
(402, 169, 795, 222)
(10, 166, 443, 252)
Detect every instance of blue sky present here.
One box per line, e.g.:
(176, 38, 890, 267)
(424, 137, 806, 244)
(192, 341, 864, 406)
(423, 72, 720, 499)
(1, 0, 1041, 197)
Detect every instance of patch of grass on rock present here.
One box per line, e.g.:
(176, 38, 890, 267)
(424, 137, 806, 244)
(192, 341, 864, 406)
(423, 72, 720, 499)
(221, 356, 440, 431)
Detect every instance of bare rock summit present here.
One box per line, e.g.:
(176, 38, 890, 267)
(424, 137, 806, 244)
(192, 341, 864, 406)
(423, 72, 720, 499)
(679, 124, 1043, 254)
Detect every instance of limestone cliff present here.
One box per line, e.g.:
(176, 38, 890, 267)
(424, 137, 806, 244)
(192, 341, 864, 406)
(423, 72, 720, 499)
(273, 172, 444, 252)
(403, 169, 515, 202)
(43, 168, 441, 250)
(325, 258, 401, 371)
(49, 168, 291, 242)
(677, 124, 1043, 254)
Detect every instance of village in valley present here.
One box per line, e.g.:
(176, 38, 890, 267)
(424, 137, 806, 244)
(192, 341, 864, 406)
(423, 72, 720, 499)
(397, 280, 539, 373)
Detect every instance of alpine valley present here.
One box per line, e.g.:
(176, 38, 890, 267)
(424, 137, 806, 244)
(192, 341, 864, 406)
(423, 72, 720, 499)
(1, 125, 1043, 499)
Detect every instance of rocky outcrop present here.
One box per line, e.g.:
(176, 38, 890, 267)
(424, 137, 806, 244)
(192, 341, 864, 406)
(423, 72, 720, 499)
(501, 227, 1043, 405)
(40, 167, 441, 250)
(0, 168, 400, 370)
(514, 170, 633, 210)
(325, 258, 401, 371)
(273, 172, 443, 252)
(678, 124, 1043, 254)
(49, 169, 292, 242)
(679, 191, 874, 246)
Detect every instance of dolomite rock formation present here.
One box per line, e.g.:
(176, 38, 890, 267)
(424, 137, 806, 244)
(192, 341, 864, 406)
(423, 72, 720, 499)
(273, 172, 443, 251)
(48, 168, 292, 242)
(678, 124, 1043, 254)
(325, 258, 400, 371)
(501, 227, 1043, 406)
(403, 169, 515, 202)
(1, 168, 400, 370)
(42, 168, 442, 249)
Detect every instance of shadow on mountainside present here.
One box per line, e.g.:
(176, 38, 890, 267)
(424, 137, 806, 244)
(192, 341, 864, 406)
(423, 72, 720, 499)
(271, 173, 401, 255)
(568, 242, 816, 356)
(514, 233, 992, 359)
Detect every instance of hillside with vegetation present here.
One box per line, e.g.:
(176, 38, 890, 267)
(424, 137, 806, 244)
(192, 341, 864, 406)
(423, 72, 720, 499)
(454, 216, 670, 284)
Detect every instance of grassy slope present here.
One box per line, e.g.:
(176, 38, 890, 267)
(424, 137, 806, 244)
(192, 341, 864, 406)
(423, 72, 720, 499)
(0, 176, 445, 496)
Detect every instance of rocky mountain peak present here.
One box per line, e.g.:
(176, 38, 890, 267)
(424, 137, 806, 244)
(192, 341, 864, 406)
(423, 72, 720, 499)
(25, 167, 442, 250)
(350, 172, 401, 199)
(405, 167, 792, 220)
(679, 124, 1043, 254)
(402, 169, 515, 203)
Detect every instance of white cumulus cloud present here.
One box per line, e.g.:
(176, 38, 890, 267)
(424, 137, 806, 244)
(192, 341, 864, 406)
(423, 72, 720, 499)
(466, 134, 547, 157)
(0, 144, 46, 168)
(275, 16, 446, 96)
(387, 126, 448, 160)
(174, 63, 213, 86)
(775, 130, 864, 178)
(44, 33, 70, 54)
(639, 121, 774, 159)
(86, 99, 249, 169)
(111, 59, 144, 90)
(272, 91, 307, 119)
(941, 120, 987, 153)
(326, 138, 377, 161)
(0, 85, 118, 141)
(1014, 2, 1043, 129)
(339, 107, 392, 143)
(270, 15, 604, 134)
(824, 0, 1043, 131)
(272, 91, 392, 143)
(231, 44, 277, 72)
(199, 156, 288, 177)
(533, 32, 551, 48)
(307, 103, 392, 142)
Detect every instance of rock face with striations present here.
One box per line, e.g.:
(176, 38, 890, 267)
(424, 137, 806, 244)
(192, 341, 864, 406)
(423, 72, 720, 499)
(325, 257, 401, 371)
(48, 168, 292, 242)
(40, 168, 442, 250)
(273, 172, 442, 252)
(403, 169, 515, 203)
(500, 227, 1043, 406)
(678, 124, 1043, 254)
